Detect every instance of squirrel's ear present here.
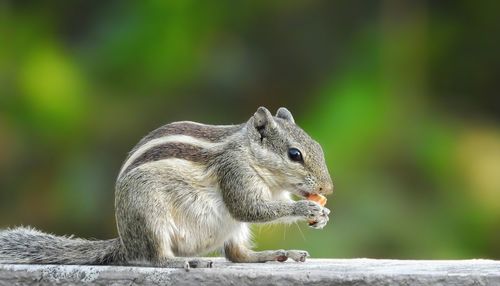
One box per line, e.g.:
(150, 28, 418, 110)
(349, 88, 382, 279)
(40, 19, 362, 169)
(276, 107, 295, 124)
(253, 106, 277, 134)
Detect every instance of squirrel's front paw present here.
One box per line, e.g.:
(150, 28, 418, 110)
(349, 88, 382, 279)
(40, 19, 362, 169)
(293, 200, 330, 229)
(308, 208, 329, 229)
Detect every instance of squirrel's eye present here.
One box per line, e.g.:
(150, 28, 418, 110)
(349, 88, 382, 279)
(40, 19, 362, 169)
(288, 148, 303, 162)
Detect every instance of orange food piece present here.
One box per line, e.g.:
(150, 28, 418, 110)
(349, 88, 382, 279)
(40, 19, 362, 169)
(307, 193, 327, 206)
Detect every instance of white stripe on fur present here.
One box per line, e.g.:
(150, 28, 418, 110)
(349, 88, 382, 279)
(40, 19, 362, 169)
(118, 135, 221, 178)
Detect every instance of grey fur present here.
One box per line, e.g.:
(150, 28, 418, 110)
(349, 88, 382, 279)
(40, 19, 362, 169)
(0, 106, 333, 268)
(276, 107, 295, 124)
(124, 142, 217, 175)
(0, 227, 123, 265)
(140, 121, 243, 144)
(129, 122, 243, 156)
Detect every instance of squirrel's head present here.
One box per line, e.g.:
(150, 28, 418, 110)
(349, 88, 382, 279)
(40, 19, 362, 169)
(247, 106, 333, 198)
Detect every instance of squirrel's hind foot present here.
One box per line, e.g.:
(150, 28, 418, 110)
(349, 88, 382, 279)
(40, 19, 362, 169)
(285, 250, 309, 262)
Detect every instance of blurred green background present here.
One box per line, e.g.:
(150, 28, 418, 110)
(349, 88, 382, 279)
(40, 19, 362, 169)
(1, 1, 499, 259)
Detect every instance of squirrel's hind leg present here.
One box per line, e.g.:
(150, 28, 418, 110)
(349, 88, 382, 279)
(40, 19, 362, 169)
(224, 224, 309, 263)
(224, 242, 288, 262)
(224, 240, 309, 263)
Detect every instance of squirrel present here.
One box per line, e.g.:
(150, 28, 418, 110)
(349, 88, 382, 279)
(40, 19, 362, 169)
(0, 107, 333, 269)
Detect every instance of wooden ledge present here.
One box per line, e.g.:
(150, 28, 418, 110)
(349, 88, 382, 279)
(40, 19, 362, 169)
(1, 258, 499, 285)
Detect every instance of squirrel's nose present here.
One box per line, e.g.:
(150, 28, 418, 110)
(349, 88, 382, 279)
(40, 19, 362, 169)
(319, 183, 334, 195)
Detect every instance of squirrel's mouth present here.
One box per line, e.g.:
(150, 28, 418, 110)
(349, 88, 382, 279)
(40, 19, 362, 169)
(291, 183, 313, 199)
(294, 187, 331, 198)
(292, 189, 312, 199)
(298, 190, 310, 198)
(293, 183, 324, 199)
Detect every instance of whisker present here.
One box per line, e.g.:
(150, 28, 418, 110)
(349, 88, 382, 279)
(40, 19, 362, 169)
(294, 221, 306, 242)
(283, 224, 287, 241)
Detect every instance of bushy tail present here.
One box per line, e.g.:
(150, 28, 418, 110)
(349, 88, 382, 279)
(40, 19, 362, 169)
(0, 227, 124, 265)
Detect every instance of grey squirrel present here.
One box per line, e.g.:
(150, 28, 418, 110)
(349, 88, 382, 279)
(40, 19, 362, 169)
(0, 107, 333, 269)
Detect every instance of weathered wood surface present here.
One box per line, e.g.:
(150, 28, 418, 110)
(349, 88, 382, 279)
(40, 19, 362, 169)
(1, 258, 499, 285)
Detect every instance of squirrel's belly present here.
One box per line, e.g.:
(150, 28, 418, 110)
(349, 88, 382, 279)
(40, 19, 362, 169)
(166, 186, 240, 257)
(141, 158, 240, 257)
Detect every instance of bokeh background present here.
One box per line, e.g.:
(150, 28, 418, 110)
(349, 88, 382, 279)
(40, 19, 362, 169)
(1, 1, 499, 259)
